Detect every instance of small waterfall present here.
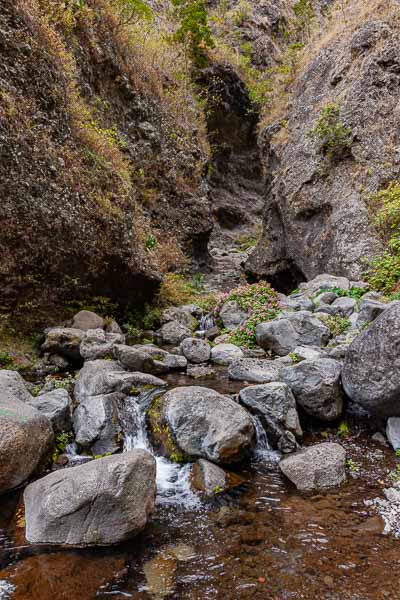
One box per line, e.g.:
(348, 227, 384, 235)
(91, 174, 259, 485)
(252, 416, 281, 463)
(197, 313, 215, 333)
(122, 390, 200, 509)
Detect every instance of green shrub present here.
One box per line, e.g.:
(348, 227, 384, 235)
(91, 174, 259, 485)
(307, 103, 352, 162)
(172, 0, 215, 67)
(317, 314, 350, 337)
(0, 351, 14, 369)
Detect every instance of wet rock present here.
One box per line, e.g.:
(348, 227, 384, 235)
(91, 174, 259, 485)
(162, 386, 255, 464)
(143, 552, 177, 598)
(191, 459, 228, 497)
(80, 329, 124, 361)
(331, 296, 357, 317)
(73, 392, 124, 455)
(239, 382, 302, 450)
(228, 358, 281, 384)
(356, 298, 388, 326)
(71, 310, 104, 331)
(279, 443, 346, 491)
(180, 338, 211, 364)
(157, 320, 192, 345)
(220, 300, 248, 331)
(42, 327, 85, 363)
(342, 303, 400, 417)
(386, 418, 400, 451)
(28, 388, 72, 433)
(281, 358, 343, 421)
(211, 343, 244, 366)
(0, 370, 53, 494)
(24, 450, 156, 545)
(187, 365, 216, 379)
(256, 311, 330, 356)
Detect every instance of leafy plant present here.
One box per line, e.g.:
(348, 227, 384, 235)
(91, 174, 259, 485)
(337, 421, 350, 438)
(317, 314, 350, 337)
(213, 485, 223, 494)
(0, 351, 14, 369)
(172, 0, 215, 67)
(289, 352, 301, 364)
(346, 458, 360, 473)
(145, 234, 158, 252)
(52, 432, 73, 463)
(293, 0, 315, 39)
(191, 272, 205, 291)
(307, 103, 352, 162)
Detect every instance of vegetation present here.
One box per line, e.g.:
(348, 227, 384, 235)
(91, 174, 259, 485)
(307, 103, 352, 163)
(346, 458, 360, 473)
(289, 352, 301, 364)
(52, 432, 73, 463)
(317, 314, 350, 337)
(337, 421, 350, 438)
(172, 0, 215, 67)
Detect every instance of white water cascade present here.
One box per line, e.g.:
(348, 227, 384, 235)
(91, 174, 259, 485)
(197, 313, 215, 335)
(251, 415, 281, 463)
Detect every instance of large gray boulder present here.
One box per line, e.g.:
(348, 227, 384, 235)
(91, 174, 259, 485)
(219, 300, 248, 331)
(80, 329, 124, 361)
(162, 386, 255, 464)
(256, 311, 330, 356)
(279, 443, 346, 491)
(42, 327, 85, 362)
(24, 450, 156, 545)
(239, 383, 302, 451)
(28, 388, 72, 433)
(342, 303, 400, 417)
(281, 358, 343, 421)
(0, 371, 53, 494)
(161, 306, 198, 330)
(299, 275, 350, 297)
(228, 358, 281, 384)
(331, 296, 357, 317)
(356, 298, 389, 326)
(157, 320, 192, 345)
(180, 338, 211, 364)
(211, 343, 244, 366)
(113, 344, 167, 375)
(73, 392, 124, 455)
(71, 310, 104, 331)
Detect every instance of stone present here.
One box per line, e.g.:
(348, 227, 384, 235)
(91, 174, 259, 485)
(0, 370, 53, 494)
(281, 295, 314, 312)
(219, 300, 248, 331)
(228, 358, 281, 384)
(331, 296, 357, 316)
(157, 320, 192, 345)
(161, 307, 198, 330)
(342, 303, 400, 417)
(41, 328, 85, 363)
(24, 450, 156, 545)
(80, 329, 124, 361)
(314, 291, 338, 305)
(327, 344, 349, 360)
(71, 310, 104, 331)
(211, 343, 244, 366)
(293, 345, 325, 361)
(279, 443, 346, 491)
(73, 392, 124, 455)
(187, 365, 216, 379)
(191, 459, 228, 497)
(239, 382, 302, 450)
(386, 418, 400, 451)
(163, 353, 188, 370)
(372, 432, 388, 446)
(281, 358, 343, 421)
(180, 338, 211, 364)
(28, 388, 72, 433)
(205, 326, 221, 341)
(113, 344, 162, 374)
(356, 298, 388, 326)
(162, 386, 255, 464)
(256, 311, 330, 356)
(104, 319, 124, 335)
(299, 275, 350, 297)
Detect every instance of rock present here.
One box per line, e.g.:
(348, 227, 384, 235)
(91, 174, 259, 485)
(281, 358, 343, 421)
(299, 275, 350, 297)
(187, 365, 216, 379)
(372, 432, 388, 446)
(211, 343, 244, 366)
(314, 291, 338, 305)
(163, 353, 188, 370)
(161, 386, 255, 464)
(219, 300, 248, 331)
(293, 345, 326, 361)
(331, 296, 357, 316)
(73, 392, 124, 455)
(356, 298, 388, 326)
(256, 311, 330, 356)
(113, 344, 162, 374)
(315, 304, 338, 317)
(24, 450, 156, 545)
(205, 326, 221, 341)
(104, 319, 123, 335)
(71, 310, 104, 331)
(342, 303, 400, 417)
(0, 370, 53, 494)
(157, 321, 192, 345)
(279, 443, 346, 491)
(239, 382, 302, 450)
(386, 418, 400, 451)
(281, 295, 314, 312)
(28, 389, 72, 433)
(42, 327, 85, 363)
(80, 329, 124, 361)
(191, 459, 228, 497)
(213, 334, 231, 345)
(228, 358, 281, 384)
(180, 338, 211, 364)
(161, 307, 198, 330)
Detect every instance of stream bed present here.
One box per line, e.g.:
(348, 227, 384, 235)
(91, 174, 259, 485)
(1, 373, 400, 600)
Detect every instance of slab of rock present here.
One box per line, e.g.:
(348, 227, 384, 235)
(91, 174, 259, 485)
(24, 450, 156, 545)
(281, 358, 343, 421)
(0, 371, 53, 494)
(113, 344, 168, 374)
(180, 338, 211, 364)
(256, 311, 330, 356)
(279, 443, 346, 491)
(342, 303, 400, 417)
(163, 354, 188, 370)
(314, 291, 338, 305)
(293, 346, 325, 361)
(73, 392, 124, 455)
(71, 310, 104, 331)
(228, 358, 281, 384)
(191, 459, 228, 497)
(356, 298, 388, 326)
(157, 321, 192, 345)
(42, 328, 84, 362)
(211, 343, 244, 366)
(239, 382, 302, 451)
(299, 275, 350, 297)
(80, 329, 124, 361)
(219, 300, 248, 331)
(331, 296, 357, 317)
(162, 387, 255, 464)
(280, 294, 314, 312)
(386, 418, 400, 451)
(28, 389, 72, 433)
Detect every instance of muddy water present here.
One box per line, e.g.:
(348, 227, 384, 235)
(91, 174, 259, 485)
(1, 373, 400, 600)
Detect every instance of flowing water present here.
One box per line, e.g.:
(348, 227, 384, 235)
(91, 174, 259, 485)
(1, 373, 400, 599)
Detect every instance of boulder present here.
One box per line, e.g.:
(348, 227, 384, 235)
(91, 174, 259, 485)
(386, 418, 400, 451)
(0, 371, 53, 494)
(80, 329, 124, 361)
(219, 300, 248, 331)
(191, 459, 228, 498)
(161, 307, 198, 330)
(180, 338, 211, 364)
(228, 358, 281, 384)
(161, 386, 255, 464)
(256, 311, 330, 356)
(71, 310, 104, 331)
(292, 345, 325, 361)
(331, 296, 357, 317)
(279, 443, 346, 491)
(28, 389, 72, 433)
(280, 295, 314, 312)
(42, 327, 85, 362)
(356, 298, 388, 326)
(281, 358, 343, 421)
(163, 353, 187, 370)
(342, 303, 400, 417)
(314, 291, 338, 305)
(211, 343, 244, 366)
(113, 344, 167, 374)
(239, 382, 302, 450)
(157, 320, 192, 345)
(299, 275, 350, 297)
(24, 450, 156, 545)
(73, 392, 124, 455)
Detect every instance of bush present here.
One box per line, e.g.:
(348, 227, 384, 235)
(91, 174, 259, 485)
(172, 0, 215, 67)
(307, 103, 352, 162)
(213, 281, 281, 348)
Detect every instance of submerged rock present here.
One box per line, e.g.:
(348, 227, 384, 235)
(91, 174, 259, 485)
(279, 443, 346, 491)
(24, 450, 156, 545)
(180, 338, 211, 364)
(191, 459, 228, 498)
(281, 358, 343, 421)
(228, 358, 281, 384)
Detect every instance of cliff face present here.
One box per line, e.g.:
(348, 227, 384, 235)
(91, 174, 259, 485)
(0, 0, 212, 314)
(246, 1, 400, 287)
